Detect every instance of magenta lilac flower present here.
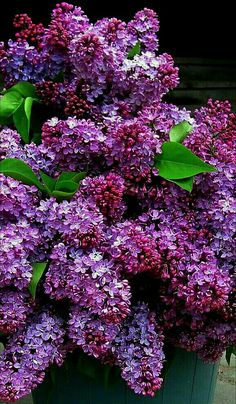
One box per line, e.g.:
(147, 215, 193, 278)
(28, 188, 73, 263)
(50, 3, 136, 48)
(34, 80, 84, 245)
(106, 220, 161, 276)
(79, 172, 126, 221)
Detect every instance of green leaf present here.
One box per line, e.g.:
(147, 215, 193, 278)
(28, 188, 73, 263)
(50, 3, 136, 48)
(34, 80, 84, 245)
(29, 262, 48, 299)
(0, 158, 45, 191)
(5, 81, 37, 98)
(51, 190, 77, 201)
(226, 346, 236, 365)
(169, 121, 192, 143)
(13, 100, 29, 143)
(168, 176, 194, 192)
(32, 132, 42, 145)
(127, 41, 141, 59)
(13, 97, 34, 143)
(0, 91, 23, 120)
(58, 171, 87, 183)
(0, 115, 13, 126)
(24, 96, 34, 123)
(52, 179, 79, 201)
(55, 180, 79, 193)
(154, 142, 217, 180)
(40, 170, 56, 194)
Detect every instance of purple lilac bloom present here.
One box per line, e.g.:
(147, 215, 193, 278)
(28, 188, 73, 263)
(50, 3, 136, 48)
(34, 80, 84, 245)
(36, 196, 104, 247)
(0, 310, 65, 402)
(173, 314, 236, 362)
(112, 52, 179, 112)
(0, 175, 39, 224)
(45, 244, 131, 323)
(0, 3, 235, 401)
(0, 289, 34, 334)
(127, 8, 160, 52)
(0, 220, 42, 289)
(106, 220, 162, 276)
(112, 303, 165, 396)
(185, 99, 236, 266)
(41, 117, 107, 172)
(0, 128, 21, 159)
(0, 128, 55, 174)
(79, 172, 126, 222)
(138, 102, 193, 135)
(105, 119, 162, 195)
(68, 306, 120, 359)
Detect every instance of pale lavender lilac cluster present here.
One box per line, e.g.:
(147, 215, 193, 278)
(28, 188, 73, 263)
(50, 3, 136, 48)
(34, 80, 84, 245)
(0, 3, 235, 402)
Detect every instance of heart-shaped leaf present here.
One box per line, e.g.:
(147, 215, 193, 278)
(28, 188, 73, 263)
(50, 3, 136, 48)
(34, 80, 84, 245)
(127, 41, 141, 59)
(169, 121, 192, 143)
(168, 176, 194, 192)
(13, 96, 35, 143)
(51, 190, 77, 201)
(58, 171, 87, 183)
(40, 170, 56, 194)
(29, 262, 48, 299)
(5, 81, 37, 98)
(154, 142, 216, 180)
(0, 91, 23, 120)
(13, 100, 29, 143)
(55, 180, 79, 193)
(0, 158, 45, 191)
(24, 96, 34, 122)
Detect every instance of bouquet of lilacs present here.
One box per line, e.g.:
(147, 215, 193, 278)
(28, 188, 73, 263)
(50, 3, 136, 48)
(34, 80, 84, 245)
(0, 2, 235, 402)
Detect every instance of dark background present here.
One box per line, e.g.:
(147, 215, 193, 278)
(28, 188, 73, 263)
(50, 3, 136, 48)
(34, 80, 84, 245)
(0, 0, 235, 57)
(0, 1, 235, 110)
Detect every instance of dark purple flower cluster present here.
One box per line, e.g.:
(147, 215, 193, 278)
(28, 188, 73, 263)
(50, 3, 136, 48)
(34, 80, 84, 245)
(79, 172, 126, 221)
(106, 221, 162, 276)
(0, 3, 235, 401)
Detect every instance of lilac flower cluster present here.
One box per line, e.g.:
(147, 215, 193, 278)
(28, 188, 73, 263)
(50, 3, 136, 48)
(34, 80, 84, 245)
(106, 221, 162, 276)
(0, 220, 42, 289)
(68, 307, 120, 359)
(0, 3, 235, 401)
(44, 244, 131, 323)
(41, 117, 107, 172)
(112, 303, 165, 396)
(0, 174, 39, 223)
(36, 196, 104, 247)
(0, 289, 34, 334)
(0, 310, 65, 402)
(79, 173, 126, 222)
